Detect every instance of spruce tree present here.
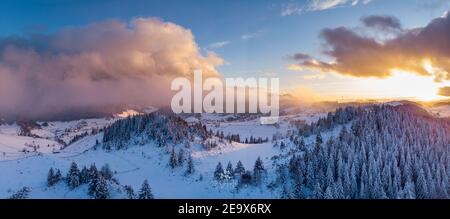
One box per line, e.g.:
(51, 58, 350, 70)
(47, 168, 56, 186)
(88, 171, 99, 197)
(415, 168, 428, 199)
(293, 181, 305, 199)
(312, 183, 323, 199)
(55, 169, 62, 183)
(186, 154, 195, 175)
(66, 162, 80, 189)
(178, 148, 185, 165)
(324, 185, 335, 199)
(100, 164, 113, 181)
(79, 166, 89, 184)
(138, 179, 154, 199)
(94, 175, 109, 199)
(280, 185, 292, 199)
(214, 162, 224, 180)
(234, 160, 245, 176)
(170, 148, 177, 169)
(253, 157, 265, 185)
(9, 187, 31, 199)
(88, 164, 98, 182)
(124, 185, 136, 199)
(226, 161, 234, 177)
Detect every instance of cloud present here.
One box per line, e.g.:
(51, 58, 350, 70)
(281, 0, 372, 16)
(208, 40, 230, 49)
(303, 73, 326, 80)
(241, 29, 265, 40)
(361, 15, 402, 30)
(0, 18, 223, 120)
(438, 86, 450, 96)
(289, 11, 450, 82)
(289, 53, 312, 60)
(287, 64, 303, 71)
(282, 86, 324, 104)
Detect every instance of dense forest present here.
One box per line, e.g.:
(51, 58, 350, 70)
(278, 104, 450, 199)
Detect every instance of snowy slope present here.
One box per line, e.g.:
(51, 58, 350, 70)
(5, 105, 441, 199)
(0, 135, 282, 198)
(0, 107, 334, 199)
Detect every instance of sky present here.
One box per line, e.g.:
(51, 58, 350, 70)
(0, 0, 450, 118)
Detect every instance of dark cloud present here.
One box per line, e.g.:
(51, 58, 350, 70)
(290, 53, 312, 61)
(291, 11, 450, 81)
(438, 86, 450, 96)
(0, 18, 223, 120)
(361, 15, 402, 30)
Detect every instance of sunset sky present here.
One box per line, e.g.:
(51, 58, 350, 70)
(0, 0, 450, 111)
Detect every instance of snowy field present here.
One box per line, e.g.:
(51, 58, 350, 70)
(1, 102, 447, 199)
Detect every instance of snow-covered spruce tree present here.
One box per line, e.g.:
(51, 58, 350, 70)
(169, 148, 177, 169)
(280, 184, 292, 199)
(214, 162, 224, 180)
(47, 167, 62, 186)
(324, 186, 335, 199)
(297, 137, 306, 151)
(226, 161, 234, 178)
(186, 154, 195, 175)
(94, 175, 109, 199)
(253, 157, 265, 185)
(100, 164, 113, 181)
(293, 181, 306, 199)
(88, 171, 99, 197)
(178, 148, 185, 166)
(66, 161, 80, 189)
(9, 187, 31, 199)
(276, 165, 288, 185)
(124, 185, 136, 199)
(79, 166, 89, 184)
(88, 164, 98, 182)
(47, 167, 55, 185)
(55, 169, 62, 183)
(311, 183, 323, 199)
(240, 171, 253, 185)
(138, 179, 154, 199)
(234, 160, 245, 176)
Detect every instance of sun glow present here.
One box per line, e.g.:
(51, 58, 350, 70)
(423, 59, 434, 74)
(384, 69, 442, 101)
(329, 69, 449, 102)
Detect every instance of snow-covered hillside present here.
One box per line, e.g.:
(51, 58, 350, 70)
(0, 104, 449, 199)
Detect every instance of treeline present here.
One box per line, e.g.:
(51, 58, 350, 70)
(46, 162, 154, 199)
(213, 157, 266, 187)
(102, 113, 209, 150)
(295, 107, 361, 136)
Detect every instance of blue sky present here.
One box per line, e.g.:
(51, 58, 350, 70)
(1, 0, 449, 101)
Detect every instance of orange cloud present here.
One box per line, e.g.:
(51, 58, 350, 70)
(438, 86, 450, 96)
(290, 11, 450, 82)
(0, 18, 223, 120)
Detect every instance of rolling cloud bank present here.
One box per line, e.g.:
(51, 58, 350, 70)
(0, 18, 223, 120)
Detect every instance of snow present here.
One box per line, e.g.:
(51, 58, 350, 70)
(0, 134, 280, 198)
(203, 112, 325, 140)
(0, 103, 447, 199)
(0, 108, 333, 198)
(427, 105, 450, 118)
(115, 109, 142, 118)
